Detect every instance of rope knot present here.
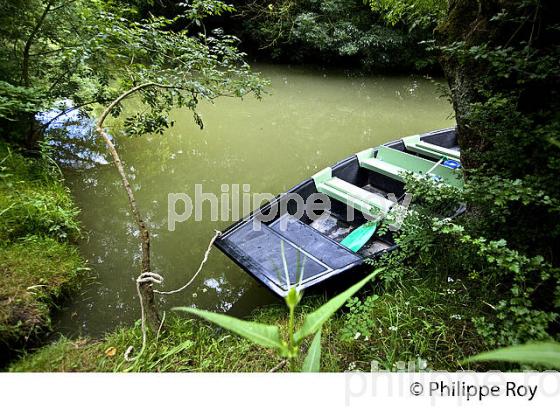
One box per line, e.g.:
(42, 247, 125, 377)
(136, 271, 164, 285)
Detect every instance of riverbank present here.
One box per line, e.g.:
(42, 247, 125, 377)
(10, 280, 487, 372)
(0, 142, 86, 366)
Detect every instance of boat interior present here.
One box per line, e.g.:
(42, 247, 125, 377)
(215, 127, 462, 296)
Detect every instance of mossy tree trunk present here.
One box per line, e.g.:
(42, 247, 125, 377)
(436, 0, 557, 175)
(436, 0, 559, 259)
(436, 0, 498, 170)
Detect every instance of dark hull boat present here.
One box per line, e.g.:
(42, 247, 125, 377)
(215, 127, 462, 297)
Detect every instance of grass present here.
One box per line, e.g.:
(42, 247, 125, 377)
(0, 144, 80, 243)
(10, 280, 489, 372)
(0, 141, 85, 366)
(0, 237, 84, 355)
(10, 298, 337, 372)
(339, 277, 487, 371)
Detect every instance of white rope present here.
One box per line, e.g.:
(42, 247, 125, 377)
(154, 230, 222, 295)
(124, 272, 162, 362)
(124, 230, 221, 362)
(268, 359, 287, 372)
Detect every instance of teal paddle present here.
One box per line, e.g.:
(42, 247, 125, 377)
(340, 221, 378, 252)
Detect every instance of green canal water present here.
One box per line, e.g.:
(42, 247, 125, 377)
(55, 64, 454, 336)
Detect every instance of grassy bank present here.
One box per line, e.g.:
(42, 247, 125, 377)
(0, 142, 85, 366)
(10, 279, 488, 372)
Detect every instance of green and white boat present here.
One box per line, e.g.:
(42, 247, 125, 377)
(215, 127, 463, 297)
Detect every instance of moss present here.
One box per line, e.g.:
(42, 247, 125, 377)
(0, 237, 84, 351)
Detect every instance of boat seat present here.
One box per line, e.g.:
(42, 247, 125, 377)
(312, 167, 393, 217)
(356, 146, 463, 188)
(402, 134, 460, 161)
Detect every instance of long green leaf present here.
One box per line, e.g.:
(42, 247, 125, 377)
(464, 342, 560, 369)
(302, 328, 322, 372)
(174, 307, 283, 349)
(294, 269, 382, 343)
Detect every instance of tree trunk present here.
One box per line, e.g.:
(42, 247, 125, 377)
(436, 0, 560, 259)
(435, 0, 503, 171)
(20, 0, 54, 150)
(96, 83, 164, 330)
(436, 0, 556, 175)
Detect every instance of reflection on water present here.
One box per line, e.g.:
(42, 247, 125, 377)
(37, 100, 108, 167)
(53, 64, 454, 337)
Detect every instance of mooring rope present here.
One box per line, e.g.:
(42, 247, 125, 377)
(155, 230, 222, 295)
(124, 273, 159, 362)
(124, 230, 221, 362)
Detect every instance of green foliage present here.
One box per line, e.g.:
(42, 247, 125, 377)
(237, 0, 436, 70)
(174, 308, 285, 349)
(390, 173, 560, 351)
(367, 0, 447, 27)
(0, 0, 265, 145)
(301, 328, 321, 372)
(0, 82, 44, 120)
(0, 143, 81, 241)
(0, 141, 85, 364)
(9, 315, 264, 372)
(342, 294, 380, 339)
(294, 270, 381, 342)
(176, 264, 382, 372)
(9, 309, 336, 372)
(436, 0, 560, 249)
(427, 0, 560, 352)
(7, 291, 481, 372)
(436, 220, 558, 347)
(340, 278, 487, 370)
(0, 236, 85, 363)
(465, 342, 560, 369)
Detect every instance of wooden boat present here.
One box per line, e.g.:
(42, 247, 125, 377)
(215, 127, 462, 296)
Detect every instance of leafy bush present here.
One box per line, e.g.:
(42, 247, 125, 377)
(0, 143, 81, 242)
(387, 174, 560, 350)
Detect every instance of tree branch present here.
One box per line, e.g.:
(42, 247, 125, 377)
(95, 82, 183, 330)
(22, 0, 54, 87)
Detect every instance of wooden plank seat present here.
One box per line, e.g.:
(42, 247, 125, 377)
(312, 167, 394, 217)
(402, 134, 461, 161)
(356, 146, 463, 188)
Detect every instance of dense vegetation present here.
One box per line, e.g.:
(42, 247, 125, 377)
(435, 0, 560, 346)
(1, 0, 559, 371)
(0, 142, 85, 365)
(0, 0, 264, 149)
(234, 0, 439, 71)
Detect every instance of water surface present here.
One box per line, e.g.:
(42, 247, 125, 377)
(56, 64, 454, 336)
